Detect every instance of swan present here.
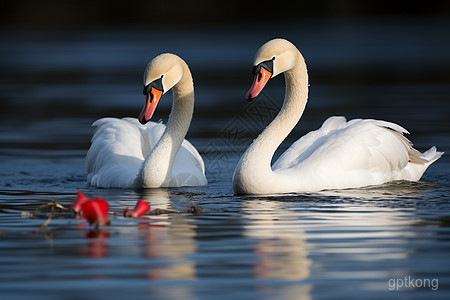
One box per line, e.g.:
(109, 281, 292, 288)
(87, 53, 207, 188)
(233, 38, 442, 195)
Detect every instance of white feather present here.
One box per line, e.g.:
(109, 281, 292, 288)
(233, 39, 443, 195)
(86, 54, 207, 188)
(87, 118, 207, 188)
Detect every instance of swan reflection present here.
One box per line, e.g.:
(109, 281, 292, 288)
(314, 180, 428, 201)
(242, 198, 312, 299)
(139, 189, 198, 281)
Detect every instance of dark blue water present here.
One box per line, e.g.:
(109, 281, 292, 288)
(1, 18, 450, 299)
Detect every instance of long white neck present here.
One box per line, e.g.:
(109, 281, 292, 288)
(136, 63, 194, 188)
(233, 54, 309, 194)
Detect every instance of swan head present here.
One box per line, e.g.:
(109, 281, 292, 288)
(139, 53, 185, 124)
(246, 38, 298, 101)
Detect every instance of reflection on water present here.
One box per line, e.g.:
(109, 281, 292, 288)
(138, 219, 197, 280)
(139, 190, 197, 281)
(316, 180, 429, 200)
(78, 189, 199, 281)
(241, 193, 449, 299)
(0, 18, 449, 299)
(243, 199, 311, 281)
(0, 163, 449, 299)
(83, 228, 109, 258)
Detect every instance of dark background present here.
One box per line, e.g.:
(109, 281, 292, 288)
(2, 0, 450, 29)
(1, 0, 449, 148)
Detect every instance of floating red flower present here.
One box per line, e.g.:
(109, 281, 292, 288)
(124, 200, 150, 218)
(72, 191, 90, 213)
(80, 198, 109, 226)
(73, 192, 149, 225)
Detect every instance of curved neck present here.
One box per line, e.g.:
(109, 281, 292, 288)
(236, 54, 308, 177)
(137, 63, 194, 188)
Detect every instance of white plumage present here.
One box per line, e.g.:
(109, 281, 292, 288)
(87, 118, 206, 188)
(233, 39, 442, 195)
(86, 54, 207, 188)
(272, 116, 441, 191)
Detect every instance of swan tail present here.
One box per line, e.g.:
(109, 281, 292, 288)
(398, 146, 443, 181)
(407, 145, 443, 166)
(378, 122, 442, 166)
(407, 146, 429, 164)
(422, 146, 444, 165)
(370, 121, 441, 181)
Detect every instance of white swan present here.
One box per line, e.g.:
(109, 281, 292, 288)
(233, 38, 442, 195)
(87, 53, 207, 188)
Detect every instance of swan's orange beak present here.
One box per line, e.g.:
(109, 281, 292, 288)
(139, 87, 163, 124)
(246, 66, 272, 102)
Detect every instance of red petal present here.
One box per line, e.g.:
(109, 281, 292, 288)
(72, 191, 90, 213)
(123, 207, 130, 217)
(81, 198, 109, 226)
(125, 200, 150, 218)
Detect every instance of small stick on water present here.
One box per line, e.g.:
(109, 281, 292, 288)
(32, 200, 69, 216)
(30, 200, 70, 233)
(33, 204, 55, 233)
(150, 205, 203, 215)
(150, 208, 180, 215)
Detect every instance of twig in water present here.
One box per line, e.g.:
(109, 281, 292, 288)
(31, 200, 70, 232)
(150, 205, 203, 215)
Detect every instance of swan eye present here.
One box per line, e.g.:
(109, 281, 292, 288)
(143, 77, 164, 95)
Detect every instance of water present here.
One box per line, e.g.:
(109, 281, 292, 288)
(1, 18, 450, 299)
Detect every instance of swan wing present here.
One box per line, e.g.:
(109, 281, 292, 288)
(87, 118, 150, 188)
(171, 139, 208, 186)
(87, 117, 165, 188)
(273, 116, 435, 187)
(124, 118, 207, 187)
(273, 116, 350, 171)
(87, 117, 206, 188)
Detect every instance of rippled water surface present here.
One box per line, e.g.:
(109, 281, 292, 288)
(1, 18, 450, 299)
